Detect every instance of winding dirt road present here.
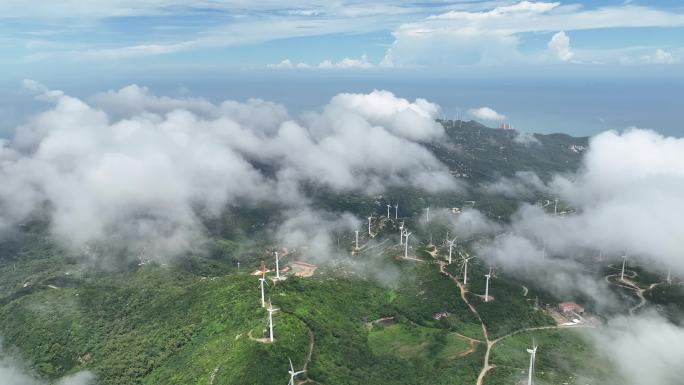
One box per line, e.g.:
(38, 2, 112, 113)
(433, 253, 589, 385)
(296, 327, 316, 385)
(435, 260, 493, 385)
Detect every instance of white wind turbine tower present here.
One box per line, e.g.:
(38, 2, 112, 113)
(667, 266, 672, 283)
(367, 215, 373, 236)
(620, 255, 627, 281)
(526, 342, 538, 385)
(554, 198, 559, 214)
(484, 269, 492, 302)
(394, 203, 399, 219)
(287, 358, 306, 385)
(461, 254, 474, 285)
(274, 251, 281, 280)
(387, 204, 391, 219)
(258, 273, 267, 308)
(399, 222, 405, 245)
(404, 231, 412, 258)
(354, 230, 359, 250)
(425, 206, 430, 222)
(267, 298, 279, 342)
(446, 238, 457, 264)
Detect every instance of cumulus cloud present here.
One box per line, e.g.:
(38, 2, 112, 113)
(383, 1, 684, 67)
(429, 208, 503, 241)
(513, 130, 540, 145)
(0, 352, 94, 385)
(267, 59, 312, 70)
(548, 31, 575, 62)
(477, 128, 684, 286)
(268, 55, 376, 70)
(276, 208, 359, 262)
(468, 107, 505, 122)
(590, 313, 684, 385)
(0, 82, 458, 263)
(476, 233, 622, 310)
(483, 171, 547, 198)
(641, 48, 678, 64)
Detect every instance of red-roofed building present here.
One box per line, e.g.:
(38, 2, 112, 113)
(558, 302, 584, 316)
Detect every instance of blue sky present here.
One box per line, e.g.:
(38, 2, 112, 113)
(1, 0, 683, 136)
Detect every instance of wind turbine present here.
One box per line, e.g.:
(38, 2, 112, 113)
(258, 273, 268, 308)
(404, 231, 412, 258)
(367, 215, 373, 236)
(399, 222, 405, 245)
(387, 204, 391, 219)
(667, 266, 672, 283)
(620, 255, 627, 281)
(274, 251, 281, 280)
(287, 358, 306, 385)
(267, 298, 279, 342)
(526, 342, 538, 385)
(446, 238, 457, 264)
(394, 203, 399, 219)
(354, 230, 359, 250)
(425, 206, 430, 222)
(484, 269, 492, 302)
(554, 198, 559, 214)
(461, 254, 474, 285)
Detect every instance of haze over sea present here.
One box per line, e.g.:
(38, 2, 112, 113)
(2, 75, 682, 139)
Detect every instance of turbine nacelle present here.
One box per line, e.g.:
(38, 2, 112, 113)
(288, 358, 306, 385)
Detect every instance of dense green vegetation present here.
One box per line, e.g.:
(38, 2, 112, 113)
(2, 121, 674, 385)
(368, 323, 471, 362)
(485, 328, 616, 385)
(0, 252, 490, 385)
(646, 283, 684, 325)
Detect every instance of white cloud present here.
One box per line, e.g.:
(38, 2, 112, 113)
(483, 171, 546, 198)
(641, 48, 678, 64)
(0, 82, 458, 263)
(383, 2, 684, 67)
(429, 1, 561, 21)
(0, 1, 449, 19)
(268, 55, 375, 70)
(513, 130, 540, 145)
(548, 31, 575, 61)
(266, 59, 312, 69)
(319, 54, 374, 69)
(479, 128, 684, 279)
(590, 313, 684, 385)
(0, 352, 94, 385)
(468, 106, 505, 121)
(74, 41, 195, 60)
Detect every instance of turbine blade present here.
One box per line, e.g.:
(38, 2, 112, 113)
(289, 358, 294, 372)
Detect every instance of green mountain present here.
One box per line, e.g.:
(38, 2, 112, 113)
(0, 122, 664, 385)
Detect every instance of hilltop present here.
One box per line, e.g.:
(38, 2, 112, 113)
(0, 121, 676, 385)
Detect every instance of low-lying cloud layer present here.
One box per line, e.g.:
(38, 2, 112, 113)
(590, 312, 684, 385)
(0, 83, 459, 262)
(0, 352, 93, 385)
(470, 128, 684, 313)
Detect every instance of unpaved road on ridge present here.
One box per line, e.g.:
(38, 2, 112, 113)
(434, 254, 586, 385)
